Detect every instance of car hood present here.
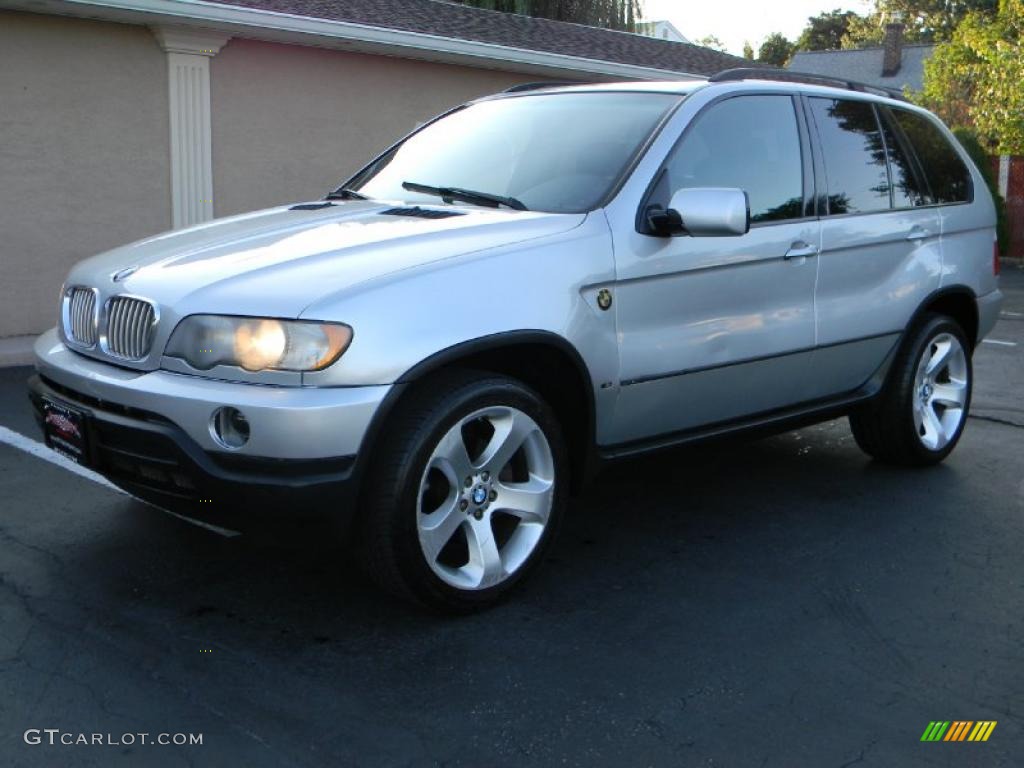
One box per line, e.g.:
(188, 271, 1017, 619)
(68, 201, 586, 318)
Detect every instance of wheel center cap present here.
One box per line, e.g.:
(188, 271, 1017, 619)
(471, 486, 488, 505)
(920, 383, 933, 401)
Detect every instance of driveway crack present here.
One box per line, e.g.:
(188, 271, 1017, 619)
(969, 414, 1024, 429)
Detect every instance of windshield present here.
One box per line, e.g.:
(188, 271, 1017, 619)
(347, 92, 681, 214)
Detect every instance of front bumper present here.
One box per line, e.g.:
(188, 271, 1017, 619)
(34, 329, 390, 459)
(30, 329, 394, 515)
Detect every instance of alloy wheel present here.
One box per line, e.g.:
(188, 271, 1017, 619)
(912, 332, 969, 451)
(416, 406, 555, 590)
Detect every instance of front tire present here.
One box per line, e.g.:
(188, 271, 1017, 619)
(358, 370, 568, 612)
(849, 314, 972, 466)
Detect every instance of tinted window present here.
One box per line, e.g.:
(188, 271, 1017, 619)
(890, 108, 971, 204)
(352, 92, 680, 214)
(879, 110, 927, 208)
(809, 97, 890, 215)
(654, 95, 804, 223)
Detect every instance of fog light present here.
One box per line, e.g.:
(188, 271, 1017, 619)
(210, 407, 250, 449)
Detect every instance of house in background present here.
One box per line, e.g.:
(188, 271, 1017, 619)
(787, 23, 934, 93)
(635, 20, 690, 44)
(0, 0, 747, 365)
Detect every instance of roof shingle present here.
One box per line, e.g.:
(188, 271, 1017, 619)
(788, 45, 936, 92)
(204, 0, 749, 76)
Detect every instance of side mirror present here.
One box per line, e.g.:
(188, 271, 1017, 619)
(647, 188, 750, 237)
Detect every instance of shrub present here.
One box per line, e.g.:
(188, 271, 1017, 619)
(954, 128, 1010, 257)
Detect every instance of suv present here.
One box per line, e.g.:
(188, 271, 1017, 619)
(29, 72, 1003, 610)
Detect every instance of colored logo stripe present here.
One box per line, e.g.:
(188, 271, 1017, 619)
(920, 721, 996, 742)
(969, 722, 997, 742)
(921, 722, 950, 741)
(944, 721, 972, 741)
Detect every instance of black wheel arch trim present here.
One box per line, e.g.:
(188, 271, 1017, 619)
(908, 284, 979, 345)
(393, 330, 591, 386)
(348, 331, 599, 505)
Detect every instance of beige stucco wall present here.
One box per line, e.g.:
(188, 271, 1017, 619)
(0, 11, 171, 339)
(0, 16, 548, 344)
(210, 39, 538, 216)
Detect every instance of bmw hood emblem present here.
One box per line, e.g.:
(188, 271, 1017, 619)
(111, 266, 139, 283)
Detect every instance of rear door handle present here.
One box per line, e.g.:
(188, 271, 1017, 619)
(784, 241, 818, 260)
(906, 226, 931, 241)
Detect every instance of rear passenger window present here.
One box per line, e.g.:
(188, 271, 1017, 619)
(808, 97, 890, 215)
(878, 110, 927, 208)
(890, 109, 971, 204)
(655, 95, 804, 223)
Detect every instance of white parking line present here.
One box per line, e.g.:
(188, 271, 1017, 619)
(0, 425, 238, 537)
(1001, 311, 1023, 318)
(982, 339, 1018, 347)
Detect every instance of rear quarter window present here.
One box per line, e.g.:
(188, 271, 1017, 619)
(890, 109, 972, 205)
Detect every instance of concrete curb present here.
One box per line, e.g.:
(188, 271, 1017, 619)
(0, 336, 36, 368)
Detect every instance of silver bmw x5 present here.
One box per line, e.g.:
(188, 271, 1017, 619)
(30, 73, 1003, 610)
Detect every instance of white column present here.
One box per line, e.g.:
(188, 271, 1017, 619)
(152, 27, 231, 229)
(998, 155, 1010, 200)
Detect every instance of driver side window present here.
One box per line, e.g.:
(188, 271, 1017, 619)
(652, 95, 805, 223)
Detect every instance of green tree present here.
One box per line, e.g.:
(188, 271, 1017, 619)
(843, 0, 998, 47)
(916, 0, 1024, 153)
(954, 129, 1011, 255)
(796, 9, 860, 50)
(697, 34, 728, 51)
(757, 33, 796, 66)
(742, 41, 755, 59)
(454, 0, 641, 31)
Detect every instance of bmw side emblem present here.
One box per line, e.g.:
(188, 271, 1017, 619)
(597, 288, 613, 311)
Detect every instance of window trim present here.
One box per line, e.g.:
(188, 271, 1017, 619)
(874, 103, 897, 210)
(877, 104, 934, 209)
(634, 90, 815, 236)
(797, 93, 827, 219)
(794, 92, 818, 219)
(805, 94, 894, 218)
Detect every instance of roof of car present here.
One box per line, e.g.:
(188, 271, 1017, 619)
(492, 77, 917, 110)
(497, 80, 707, 96)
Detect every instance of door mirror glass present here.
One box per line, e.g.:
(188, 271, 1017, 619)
(661, 187, 750, 237)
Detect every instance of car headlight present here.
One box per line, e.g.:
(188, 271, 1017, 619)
(165, 315, 352, 372)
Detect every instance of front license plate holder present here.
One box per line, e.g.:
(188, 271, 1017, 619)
(41, 396, 90, 465)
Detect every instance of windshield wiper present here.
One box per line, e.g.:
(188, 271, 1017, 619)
(402, 181, 527, 211)
(325, 188, 369, 201)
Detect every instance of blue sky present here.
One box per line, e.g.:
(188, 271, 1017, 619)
(641, 0, 874, 54)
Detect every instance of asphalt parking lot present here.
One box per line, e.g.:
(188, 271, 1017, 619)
(1, 267, 1022, 767)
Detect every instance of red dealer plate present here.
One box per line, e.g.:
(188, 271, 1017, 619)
(42, 397, 89, 464)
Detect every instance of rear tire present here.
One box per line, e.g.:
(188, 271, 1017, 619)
(849, 314, 972, 466)
(357, 370, 568, 612)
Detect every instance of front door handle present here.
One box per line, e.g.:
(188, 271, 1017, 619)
(906, 226, 931, 241)
(784, 241, 819, 260)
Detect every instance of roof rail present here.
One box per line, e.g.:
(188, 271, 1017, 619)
(707, 67, 906, 101)
(502, 81, 587, 94)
